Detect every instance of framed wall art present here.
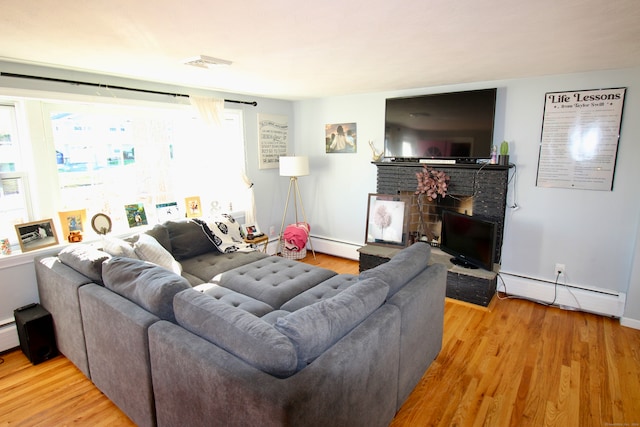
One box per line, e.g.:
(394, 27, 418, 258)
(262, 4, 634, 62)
(258, 113, 288, 169)
(125, 203, 148, 228)
(326, 122, 357, 153)
(15, 218, 59, 252)
(185, 196, 202, 218)
(364, 193, 410, 248)
(58, 209, 87, 242)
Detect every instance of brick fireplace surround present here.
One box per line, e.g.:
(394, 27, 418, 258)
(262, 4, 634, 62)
(375, 162, 510, 264)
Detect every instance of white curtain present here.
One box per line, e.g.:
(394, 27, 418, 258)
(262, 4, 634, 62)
(188, 95, 258, 227)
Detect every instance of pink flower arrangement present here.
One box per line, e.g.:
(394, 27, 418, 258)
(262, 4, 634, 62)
(415, 165, 449, 202)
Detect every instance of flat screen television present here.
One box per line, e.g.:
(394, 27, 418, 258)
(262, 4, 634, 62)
(440, 210, 497, 271)
(384, 88, 497, 162)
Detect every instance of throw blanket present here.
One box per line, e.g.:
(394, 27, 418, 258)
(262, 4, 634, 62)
(284, 222, 310, 252)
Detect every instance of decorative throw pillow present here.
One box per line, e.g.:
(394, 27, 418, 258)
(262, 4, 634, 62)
(102, 236, 139, 259)
(193, 214, 254, 253)
(133, 233, 182, 275)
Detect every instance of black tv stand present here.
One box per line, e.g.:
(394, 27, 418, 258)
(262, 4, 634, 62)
(450, 257, 479, 269)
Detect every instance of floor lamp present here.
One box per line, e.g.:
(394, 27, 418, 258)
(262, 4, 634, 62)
(278, 156, 315, 259)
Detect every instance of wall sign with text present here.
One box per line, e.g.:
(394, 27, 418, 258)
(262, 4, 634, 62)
(536, 87, 626, 191)
(258, 114, 288, 169)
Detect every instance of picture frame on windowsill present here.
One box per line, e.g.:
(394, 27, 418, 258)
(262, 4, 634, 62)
(15, 219, 59, 253)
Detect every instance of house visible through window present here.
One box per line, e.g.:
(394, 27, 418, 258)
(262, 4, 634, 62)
(47, 103, 247, 234)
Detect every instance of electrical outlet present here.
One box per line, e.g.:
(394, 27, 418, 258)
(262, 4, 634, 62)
(554, 263, 565, 275)
(269, 225, 276, 237)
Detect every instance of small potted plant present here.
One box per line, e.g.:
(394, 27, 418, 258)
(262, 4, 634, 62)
(499, 141, 509, 166)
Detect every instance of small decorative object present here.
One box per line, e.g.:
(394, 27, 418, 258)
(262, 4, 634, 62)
(365, 193, 410, 248)
(125, 203, 148, 228)
(1, 237, 11, 255)
(15, 219, 59, 252)
(241, 224, 263, 239)
(185, 196, 202, 218)
(415, 165, 450, 242)
(68, 230, 83, 243)
(415, 165, 449, 202)
(91, 213, 112, 235)
(58, 209, 87, 242)
(499, 140, 509, 165)
(368, 140, 383, 162)
(490, 145, 497, 164)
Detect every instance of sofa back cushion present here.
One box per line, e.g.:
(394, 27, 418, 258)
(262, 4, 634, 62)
(274, 277, 389, 368)
(164, 219, 217, 260)
(102, 257, 190, 323)
(58, 244, 111, 284)
(359, 242, 431, 297)
(174, 289, 298, 378)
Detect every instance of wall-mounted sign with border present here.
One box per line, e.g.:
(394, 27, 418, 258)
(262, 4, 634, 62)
(536, 87, 626, 191)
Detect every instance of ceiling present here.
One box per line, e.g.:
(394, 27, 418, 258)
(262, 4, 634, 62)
(1, 0, 639, 100)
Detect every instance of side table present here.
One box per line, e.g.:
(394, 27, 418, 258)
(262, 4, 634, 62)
(244, 235, 269, 253)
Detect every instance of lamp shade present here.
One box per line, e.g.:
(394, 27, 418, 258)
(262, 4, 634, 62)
(279, 156, 309, 177)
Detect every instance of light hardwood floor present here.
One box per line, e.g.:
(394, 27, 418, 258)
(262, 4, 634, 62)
(1, 253, 639, 426)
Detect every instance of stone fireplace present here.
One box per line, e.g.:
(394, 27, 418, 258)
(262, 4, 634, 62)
(375, 162, 510, 264)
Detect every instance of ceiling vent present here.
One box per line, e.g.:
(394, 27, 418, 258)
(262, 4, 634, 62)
(183, 55, 232, 69)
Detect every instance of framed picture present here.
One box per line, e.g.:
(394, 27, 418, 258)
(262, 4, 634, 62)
(365, 193, 410, 248)
(58, 209, 87, 242)
(241, 224, 262, 238)
(124, 203, 148, 228)
(156, 202, 181, 223)
(326, 122, 357, 153)
(15, 219, 59, 252)
(185, 196, 202, 218)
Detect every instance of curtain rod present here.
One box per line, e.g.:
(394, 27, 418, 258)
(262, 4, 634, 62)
(0, 71, 258, 106)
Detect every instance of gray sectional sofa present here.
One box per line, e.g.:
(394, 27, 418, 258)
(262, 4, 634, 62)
(35, 219, 447, 427)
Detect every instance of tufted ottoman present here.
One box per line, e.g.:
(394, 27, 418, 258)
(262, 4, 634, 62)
(208, 256, 338, 309)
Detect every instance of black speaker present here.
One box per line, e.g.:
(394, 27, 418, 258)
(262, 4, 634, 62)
(14, 303, 58, 365)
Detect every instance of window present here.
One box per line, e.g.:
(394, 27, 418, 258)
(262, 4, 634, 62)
(46, 102, 247, 234)
(0, 97, 247, 251)
(0, 104, 32, 243)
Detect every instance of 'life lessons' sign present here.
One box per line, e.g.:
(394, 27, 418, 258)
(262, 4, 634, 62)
(536, 87, 626, 191)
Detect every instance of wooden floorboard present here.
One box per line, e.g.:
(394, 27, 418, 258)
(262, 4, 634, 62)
(1, 252, 639, 426)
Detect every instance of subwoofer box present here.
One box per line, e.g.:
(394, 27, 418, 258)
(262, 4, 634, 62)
(14, 303, 58, 365)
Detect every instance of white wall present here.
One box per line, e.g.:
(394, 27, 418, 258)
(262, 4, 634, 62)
(293, 67, 640, 322)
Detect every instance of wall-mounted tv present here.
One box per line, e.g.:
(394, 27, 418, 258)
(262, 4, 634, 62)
(440, 210, 497, 271)
(384, 88, 497, 162)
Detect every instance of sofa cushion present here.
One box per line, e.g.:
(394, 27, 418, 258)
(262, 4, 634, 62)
(179, 251, 269, 284)
(133, 233, 182, 275)
(58, 244, 111, 284)
(164, 219, 216, 260)
(174, 289, 298, 377)
(274, 277, 389, 368)
(194, 214, 255, 253)
(280, 274, 359, 312)
(359, 242, 431, 297)
(213, 256, 337, 308)
(193, 282, 274, 317)
(102, 257, 190, 323)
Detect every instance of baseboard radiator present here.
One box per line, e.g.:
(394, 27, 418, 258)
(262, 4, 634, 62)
(498, 272, 626, 318)
(0, 318, 19, 353)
